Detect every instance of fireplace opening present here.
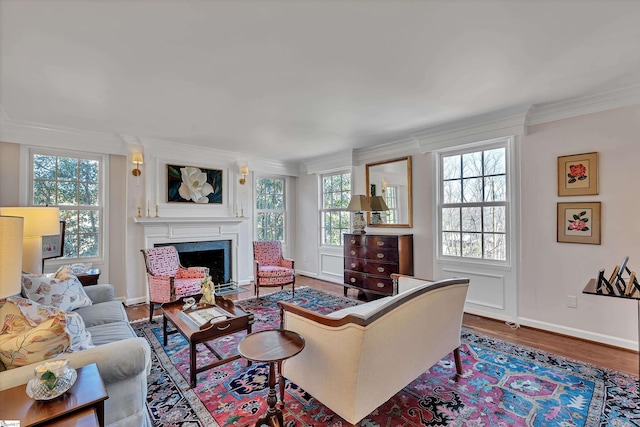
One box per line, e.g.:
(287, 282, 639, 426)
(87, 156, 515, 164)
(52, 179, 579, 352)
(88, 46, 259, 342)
(154, 240, 232, 285)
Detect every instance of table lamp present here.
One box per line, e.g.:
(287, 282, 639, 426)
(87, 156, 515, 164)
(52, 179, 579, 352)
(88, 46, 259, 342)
(346, 195, 371, 234)
(0, 216, 24, 299)
(0, 207, 60, 274)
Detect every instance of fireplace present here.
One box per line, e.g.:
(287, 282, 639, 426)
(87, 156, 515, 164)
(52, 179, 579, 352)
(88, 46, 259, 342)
(155, 240, 232, 285)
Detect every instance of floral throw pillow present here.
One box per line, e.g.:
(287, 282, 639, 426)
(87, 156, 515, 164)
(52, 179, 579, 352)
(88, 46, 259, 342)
(22, 273, 92, 311)
(0, 297, 93, 369)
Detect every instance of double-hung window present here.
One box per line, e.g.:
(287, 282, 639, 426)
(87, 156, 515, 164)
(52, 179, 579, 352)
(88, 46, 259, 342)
(31, 149, 104, 260)
(320, 172, 351, 246)
(256, 177, 285, 241)
(439, 144, 508, 261)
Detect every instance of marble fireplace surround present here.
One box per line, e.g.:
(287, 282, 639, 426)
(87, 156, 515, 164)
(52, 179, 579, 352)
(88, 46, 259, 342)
(134, 216, 246, 288)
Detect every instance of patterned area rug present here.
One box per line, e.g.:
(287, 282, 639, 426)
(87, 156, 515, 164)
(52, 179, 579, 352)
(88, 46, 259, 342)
(135, 287, 639, 426)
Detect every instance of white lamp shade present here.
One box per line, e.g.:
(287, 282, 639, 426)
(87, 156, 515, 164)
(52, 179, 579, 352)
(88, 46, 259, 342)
(346, 195, 372, 212)
(132, 152, 144, 164)
(0, 207, 60, 237)
(240, 166, 249, 175)
(0, 216, 24, 298)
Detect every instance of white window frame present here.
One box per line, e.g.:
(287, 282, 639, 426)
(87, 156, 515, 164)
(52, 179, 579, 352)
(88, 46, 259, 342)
(254, 175, 286, 242)
(436, 138, 511, 266)
(319, 171, 351, 247)
(28, 147, 107, 264)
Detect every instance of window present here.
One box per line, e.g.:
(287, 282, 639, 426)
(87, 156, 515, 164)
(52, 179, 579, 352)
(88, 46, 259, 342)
(256, 177, 285, 241)
(439, 146, 507, 261)
(31, 150, 103, 259)
(383, 186, 398, 223)
(320, 172, 351, 246)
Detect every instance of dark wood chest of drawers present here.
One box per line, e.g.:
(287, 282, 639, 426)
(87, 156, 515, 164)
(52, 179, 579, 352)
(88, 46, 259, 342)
(343, 234, 414, 296)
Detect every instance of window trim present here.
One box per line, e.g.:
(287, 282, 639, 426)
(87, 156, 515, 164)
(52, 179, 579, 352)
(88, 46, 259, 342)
(319, 170, 352, 247)
(28, 146, 108, 264)
(436, 137, 512, 266)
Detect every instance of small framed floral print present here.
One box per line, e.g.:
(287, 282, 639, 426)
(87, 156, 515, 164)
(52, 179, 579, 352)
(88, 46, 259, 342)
(557, 152, 598, 196)
(557, 202, 601, 244)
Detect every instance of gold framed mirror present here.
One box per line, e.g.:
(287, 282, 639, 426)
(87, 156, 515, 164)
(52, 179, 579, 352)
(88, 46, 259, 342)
(365, 156, 412, 227)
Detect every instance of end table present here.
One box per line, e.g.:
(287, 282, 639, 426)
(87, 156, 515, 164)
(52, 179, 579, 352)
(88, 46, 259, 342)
(76, 269, 101, 286)
(0, 363, 108, 426)
(238, 329, 305, 427)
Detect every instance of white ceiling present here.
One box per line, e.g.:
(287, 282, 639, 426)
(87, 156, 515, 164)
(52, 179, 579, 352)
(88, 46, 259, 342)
(2, 0, 640, 162)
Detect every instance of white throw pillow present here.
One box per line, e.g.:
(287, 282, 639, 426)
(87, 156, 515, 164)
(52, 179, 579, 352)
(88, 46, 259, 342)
(22, 273, 92, 311)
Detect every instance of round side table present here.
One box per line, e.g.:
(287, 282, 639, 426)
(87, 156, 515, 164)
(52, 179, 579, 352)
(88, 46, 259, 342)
(238, 329, 305, 427)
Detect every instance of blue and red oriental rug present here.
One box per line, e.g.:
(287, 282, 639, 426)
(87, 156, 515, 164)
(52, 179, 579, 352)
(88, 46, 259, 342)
(134, 287, 639, 426)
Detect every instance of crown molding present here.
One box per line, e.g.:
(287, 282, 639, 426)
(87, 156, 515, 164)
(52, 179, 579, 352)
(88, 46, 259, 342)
(301, 150, 353, 174)
(141, 136, 299, 176)
(0, 114, 128, 155)
(415, 106, 530, 153)
(527, 84, 640, 126)
(353, 137, 419, 165)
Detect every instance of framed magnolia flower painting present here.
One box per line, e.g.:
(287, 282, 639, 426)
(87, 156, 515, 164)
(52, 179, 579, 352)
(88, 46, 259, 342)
(557, 152, 598, 196)
(557, 202, 601, 244)
(167, 164, 223, 204)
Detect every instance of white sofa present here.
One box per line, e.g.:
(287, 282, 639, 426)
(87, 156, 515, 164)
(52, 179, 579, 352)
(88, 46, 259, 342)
(0, 284, 152, 427)
(278, 274, 469, 426)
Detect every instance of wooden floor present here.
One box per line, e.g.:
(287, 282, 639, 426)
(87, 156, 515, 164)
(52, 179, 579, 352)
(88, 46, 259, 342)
(125, 275, 639, 377)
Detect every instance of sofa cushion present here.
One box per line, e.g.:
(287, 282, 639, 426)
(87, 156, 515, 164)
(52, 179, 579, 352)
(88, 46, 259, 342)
(75, 301, 128, 327)
(87, 321, 137, 346)
(327, 296, 391, 319)
(22, 273, 92, 311)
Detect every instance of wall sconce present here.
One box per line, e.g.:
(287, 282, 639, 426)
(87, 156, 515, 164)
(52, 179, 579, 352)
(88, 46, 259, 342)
(132, 152, 144, 176)
(239, 165, 249, 185)
(381, 179, 388, 194)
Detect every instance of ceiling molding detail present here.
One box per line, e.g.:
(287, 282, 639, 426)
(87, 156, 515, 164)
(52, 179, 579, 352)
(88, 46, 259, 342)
(0, 114, 128, 155)
(353, 138, 419, 165)
(415, 106, 530, 153)
(141, 136, 299, 177)
(527, 83, 640, 126)
(301, 150, 354, 175)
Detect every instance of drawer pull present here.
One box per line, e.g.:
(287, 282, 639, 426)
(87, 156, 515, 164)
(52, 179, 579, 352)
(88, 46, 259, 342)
(377, 267, 385, 273)
(351, 263, 356, 268)
(377, 241, 384, 246)
(351, 239, 356, 244)
(376, 282, 385, 288)
(377, 253, 385, 259)
(217, 323, 231, 330)
(351, 250, 356, 256)
(350, 277, 356, 283)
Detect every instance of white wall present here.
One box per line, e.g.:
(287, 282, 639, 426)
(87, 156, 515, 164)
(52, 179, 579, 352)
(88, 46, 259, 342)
(0, 141, 20, 206)
(518, 106, 640, 348)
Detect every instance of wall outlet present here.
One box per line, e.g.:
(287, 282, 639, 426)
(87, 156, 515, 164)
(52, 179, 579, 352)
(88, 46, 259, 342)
(566, 295, 577, 308)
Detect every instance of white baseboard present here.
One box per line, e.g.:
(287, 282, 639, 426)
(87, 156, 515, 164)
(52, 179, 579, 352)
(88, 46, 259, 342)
(516, 317, 638, 351)
(125, 296, 147, 306)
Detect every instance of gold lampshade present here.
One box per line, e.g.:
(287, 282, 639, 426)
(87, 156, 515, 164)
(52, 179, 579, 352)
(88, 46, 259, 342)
(0, 216, 24, 298)
(0, 207, 60, 274)
(0, 207, 60, 237)
(369, 196, 389, 212)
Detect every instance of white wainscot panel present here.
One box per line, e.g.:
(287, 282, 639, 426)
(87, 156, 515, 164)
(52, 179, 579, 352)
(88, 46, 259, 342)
(442, 269, 505, 310)
(321, 253, 344, 278)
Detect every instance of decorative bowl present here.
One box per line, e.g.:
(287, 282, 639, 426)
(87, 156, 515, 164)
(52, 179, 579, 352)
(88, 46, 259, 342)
(26, 359, 77, 400)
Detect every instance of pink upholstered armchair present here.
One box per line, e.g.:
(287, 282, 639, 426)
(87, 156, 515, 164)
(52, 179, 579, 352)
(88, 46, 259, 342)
(140, 246, 209, 322)
(253, 241, 295, 298)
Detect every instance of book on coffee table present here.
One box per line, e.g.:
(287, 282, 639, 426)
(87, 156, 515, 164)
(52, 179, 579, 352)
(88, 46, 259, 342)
(180, 306, 228, 329)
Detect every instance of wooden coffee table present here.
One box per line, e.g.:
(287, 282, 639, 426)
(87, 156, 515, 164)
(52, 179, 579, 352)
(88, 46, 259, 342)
(162, 294, 254, 388)
(0, 363, 107, 427)
(238, 329, 305, 427)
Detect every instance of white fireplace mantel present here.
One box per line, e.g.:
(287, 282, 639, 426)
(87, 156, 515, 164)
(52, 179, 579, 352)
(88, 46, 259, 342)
(133, 216, 247, 226)
(134, 216, 249, 286)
